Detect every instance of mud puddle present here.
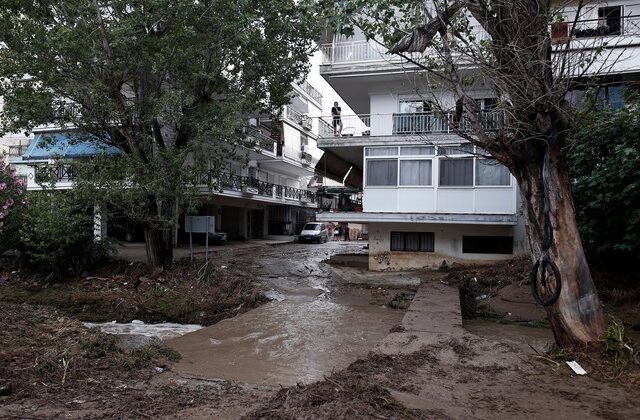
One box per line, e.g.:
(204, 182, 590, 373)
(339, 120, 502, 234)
(464, 318, 554, 352)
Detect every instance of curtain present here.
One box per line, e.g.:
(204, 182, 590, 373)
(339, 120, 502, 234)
(366, 159, 398, 186)
(400, 160, 432, 185)
(439, 158, 473, 186)
(476, 159, 510, 185)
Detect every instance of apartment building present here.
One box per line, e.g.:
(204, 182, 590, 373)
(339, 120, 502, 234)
(4, 79, 326, 242)
(315, 0, 640, 270)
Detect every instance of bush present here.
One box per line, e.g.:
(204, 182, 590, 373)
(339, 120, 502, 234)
(0, 191, 110, 279)
(0, 158, 26, 231)
(569, 104, 640, 259)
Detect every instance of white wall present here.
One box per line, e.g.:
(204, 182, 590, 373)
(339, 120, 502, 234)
(368, 222, 524, 271)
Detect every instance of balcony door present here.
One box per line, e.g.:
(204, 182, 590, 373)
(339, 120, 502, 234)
(394, 100, 434, 134)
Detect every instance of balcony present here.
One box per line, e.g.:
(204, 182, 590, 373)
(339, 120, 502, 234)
(298, 81, 323, 105)
(215, 172, 317, 205)
(318, 111, 504, 140)
(245, 125, 277, 155)
(551, 14, 640, 43)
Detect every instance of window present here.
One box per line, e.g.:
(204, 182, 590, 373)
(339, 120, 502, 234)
(438, 144, 474, 155)
(399, 100, 432, 114)
(476, 159, 510, 186)
(365, 147, 397, 156)
(391, 232, 434, 252)
(366, 159, 398, 186)
(400, 146, 435, 156)
(475, 97, 497, 111)
(463, 236, 513, 254)
(598, 6, 622, 36)
(400, 160, 432, 186)
(439, 158, 473, 186)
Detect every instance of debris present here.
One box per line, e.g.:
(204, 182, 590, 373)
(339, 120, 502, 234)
(475, 294, 488, 301)
(566, 361, 587, 375)
(154, 367, 164, 374)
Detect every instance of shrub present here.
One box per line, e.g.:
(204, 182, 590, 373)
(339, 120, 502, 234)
(0, 158, 26, 231)
(0, 191, 110, 279)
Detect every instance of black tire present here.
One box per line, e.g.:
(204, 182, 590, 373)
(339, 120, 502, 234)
(530, 258, 562, 306)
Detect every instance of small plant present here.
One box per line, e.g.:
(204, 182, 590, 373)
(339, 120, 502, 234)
(601, 317, 635, 373)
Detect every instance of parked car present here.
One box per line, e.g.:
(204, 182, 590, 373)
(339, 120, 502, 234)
(299, 223, 329, 243)
(206, 230, 228, 245)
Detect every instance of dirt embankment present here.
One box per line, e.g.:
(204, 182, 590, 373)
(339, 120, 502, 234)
(0, 258, 266, 325)
(0, 303, 221, 418)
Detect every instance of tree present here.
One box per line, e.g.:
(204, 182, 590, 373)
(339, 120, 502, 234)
(569, 99, 640, 259)
(0, 0, 318, 269)
(327, 0, 621, 347)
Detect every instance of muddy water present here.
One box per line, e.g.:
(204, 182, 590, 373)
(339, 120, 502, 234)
(168, 242, 406, 386)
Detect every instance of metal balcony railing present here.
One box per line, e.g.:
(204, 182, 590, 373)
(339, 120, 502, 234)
(285, 106, 304, 125)
(298, 81, 323, 104)
(318, 111, 505, 138)
(33, 164, 76, 183)
(551, 14, 640, 42)
(245, 126, 276, 154)
(218, 172, 316, 204)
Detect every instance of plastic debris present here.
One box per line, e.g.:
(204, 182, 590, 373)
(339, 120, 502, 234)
(566, 361, 587, 375)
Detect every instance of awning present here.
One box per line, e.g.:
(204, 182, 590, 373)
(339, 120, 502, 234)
(315, 150, 360, 187)
(22, 132, 120, 160)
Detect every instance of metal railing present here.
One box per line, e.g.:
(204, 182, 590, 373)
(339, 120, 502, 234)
(551, 14, 640, 42)
(218, 171, 316, 204)
(285, 106, 304, 125)
(298, 81, 323, 104)
(33, 164, 76, 183)
(245, 126, 276, 154)
(318, 111, 504, 138)
(321, 28, 489, 65)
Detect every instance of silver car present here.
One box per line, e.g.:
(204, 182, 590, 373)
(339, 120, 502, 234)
(299, 222, 329, 243)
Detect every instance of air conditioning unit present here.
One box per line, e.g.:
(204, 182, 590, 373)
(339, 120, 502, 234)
(301, 115, 312, 130)
(242, 185, 259, 195)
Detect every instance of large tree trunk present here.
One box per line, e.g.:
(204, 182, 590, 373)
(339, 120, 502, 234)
(143, 196, 174, 271)
(513, 143, 606, 348)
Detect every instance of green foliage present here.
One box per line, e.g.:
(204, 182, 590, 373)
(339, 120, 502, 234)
(569, 103, 640, 257)
(0, 0, 319, 267)
(0, 191, 110, 280)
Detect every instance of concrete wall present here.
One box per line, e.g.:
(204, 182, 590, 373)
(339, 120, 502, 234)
(367, 222, 527, 271)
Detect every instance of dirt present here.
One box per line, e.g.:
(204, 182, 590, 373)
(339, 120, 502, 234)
(0, 257, 266, 325)
(0, 302, 268, 419)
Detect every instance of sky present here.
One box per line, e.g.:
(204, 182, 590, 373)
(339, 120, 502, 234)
(305, 50, 355, 116)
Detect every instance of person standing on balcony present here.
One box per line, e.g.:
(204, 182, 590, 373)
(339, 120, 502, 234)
(331, 101, 342, 136)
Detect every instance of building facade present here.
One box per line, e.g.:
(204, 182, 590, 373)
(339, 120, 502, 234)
(4, 79, 327, 243)
(315, 0, 640, 270)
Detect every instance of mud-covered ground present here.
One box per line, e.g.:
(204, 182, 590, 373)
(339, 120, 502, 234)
(2, 244, 640, 419)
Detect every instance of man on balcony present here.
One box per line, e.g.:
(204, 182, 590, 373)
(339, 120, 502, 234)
(331, 101, 342, 136)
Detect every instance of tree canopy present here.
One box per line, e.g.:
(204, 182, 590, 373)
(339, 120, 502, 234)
(0, 0, 319, 267)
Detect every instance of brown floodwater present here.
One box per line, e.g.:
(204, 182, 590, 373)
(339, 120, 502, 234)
(167, 242, 407, 386)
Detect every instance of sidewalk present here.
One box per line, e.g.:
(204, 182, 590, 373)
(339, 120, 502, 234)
(114, 239, 294, 262)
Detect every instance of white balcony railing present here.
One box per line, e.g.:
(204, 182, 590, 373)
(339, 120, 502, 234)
(298, 81, 323, 104)
(318, 111, 504, 138)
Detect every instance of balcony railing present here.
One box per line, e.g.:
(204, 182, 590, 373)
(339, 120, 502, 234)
(217, 172, 316, 204)
(318, 111, 504, 138)
(245, 126, 276, 154)
(551, 14, 640, 42)
(285, 106, 303, 125)
(321, 28, 489, 65)
(33, 164, 76, 183)
(298, 81, 323, 104)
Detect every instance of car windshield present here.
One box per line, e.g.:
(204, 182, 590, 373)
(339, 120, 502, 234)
(303, 223, 321, 231)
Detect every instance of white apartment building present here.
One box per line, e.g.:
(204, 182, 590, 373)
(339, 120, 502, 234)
(4, 80, 327, 243)
(315, 0, 640, 270)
